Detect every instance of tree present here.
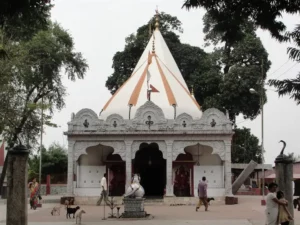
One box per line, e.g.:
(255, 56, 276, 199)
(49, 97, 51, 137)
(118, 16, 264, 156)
(0, 22, 88, 192)
(28, 142, 68, 183)
(231, 127, 262, 164)
(269, 24, 300, 104)
(0, 0, 52, 59)
(193, 14, 271, 121)
(182, 0, 300, 42)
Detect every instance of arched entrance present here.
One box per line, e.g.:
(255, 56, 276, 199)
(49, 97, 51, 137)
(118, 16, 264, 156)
(133, 143, 166, 197)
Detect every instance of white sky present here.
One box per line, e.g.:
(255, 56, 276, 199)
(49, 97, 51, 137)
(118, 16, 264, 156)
(46, 0, 300, 165)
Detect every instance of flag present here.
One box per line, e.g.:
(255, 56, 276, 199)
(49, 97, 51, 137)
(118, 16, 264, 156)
(147, 51, 152, 65)
(150, 84, 159, 93)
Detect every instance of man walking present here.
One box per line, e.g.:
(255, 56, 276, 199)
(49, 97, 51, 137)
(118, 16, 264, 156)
(97, 173, 110, 206)
(196, 176, 208, 212)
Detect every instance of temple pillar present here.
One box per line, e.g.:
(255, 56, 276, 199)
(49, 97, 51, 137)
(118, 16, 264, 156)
(224, 140, 233, 196)
(125, 141, 133, 189)
(67, 140, 75, 195)
(165, 140, 174, 196)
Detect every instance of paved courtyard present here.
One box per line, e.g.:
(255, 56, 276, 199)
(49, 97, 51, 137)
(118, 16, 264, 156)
(0, 196, 299, 225)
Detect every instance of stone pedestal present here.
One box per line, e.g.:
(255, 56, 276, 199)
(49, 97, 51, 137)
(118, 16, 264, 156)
(275, 151, 294, 225)
(6, 145, 29, 225)
(122, 198, 146, 218)
(225, 196, 238, 205)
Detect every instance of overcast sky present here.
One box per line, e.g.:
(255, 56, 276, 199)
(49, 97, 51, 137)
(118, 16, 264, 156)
(46, 0, 300, 165)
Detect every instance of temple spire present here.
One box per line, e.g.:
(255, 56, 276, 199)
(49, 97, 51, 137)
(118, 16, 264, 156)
(155, 6, 159, 30)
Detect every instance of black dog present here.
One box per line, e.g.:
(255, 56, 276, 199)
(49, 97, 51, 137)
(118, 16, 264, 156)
(207, 197, 215, 205)
(66, 206, 80, 219)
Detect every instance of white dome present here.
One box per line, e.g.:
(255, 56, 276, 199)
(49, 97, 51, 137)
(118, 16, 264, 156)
(100, 29, 202, 120)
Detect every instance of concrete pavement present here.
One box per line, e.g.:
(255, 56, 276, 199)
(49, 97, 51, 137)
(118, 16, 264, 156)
(0, 196, 299, 225)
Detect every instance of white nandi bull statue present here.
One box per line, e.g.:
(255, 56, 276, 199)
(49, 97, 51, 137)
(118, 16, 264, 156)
(124, 174, 145, 198)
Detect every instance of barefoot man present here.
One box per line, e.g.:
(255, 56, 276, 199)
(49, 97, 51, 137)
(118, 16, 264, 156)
(196, 176, 208, 212)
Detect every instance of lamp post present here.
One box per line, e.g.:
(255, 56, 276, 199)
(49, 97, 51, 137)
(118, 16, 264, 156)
(250, 86, 265, 205)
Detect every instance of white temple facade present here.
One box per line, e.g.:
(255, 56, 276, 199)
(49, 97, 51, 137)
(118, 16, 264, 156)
(65, 13, 234, 200)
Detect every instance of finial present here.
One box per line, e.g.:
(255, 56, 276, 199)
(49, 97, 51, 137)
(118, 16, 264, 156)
(155, 6, 159, 30)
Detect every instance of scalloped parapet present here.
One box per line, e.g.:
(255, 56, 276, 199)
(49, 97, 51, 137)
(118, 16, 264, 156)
(66, 103, 233, 133)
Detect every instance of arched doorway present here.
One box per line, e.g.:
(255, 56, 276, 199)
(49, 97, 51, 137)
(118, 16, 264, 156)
(133, 143, 166, 197)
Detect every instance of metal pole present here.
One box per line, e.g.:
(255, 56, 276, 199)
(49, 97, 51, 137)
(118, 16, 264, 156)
(39, 97, 43, 186)
(261, 59, 265, 202)
(39, 63, 44, 201)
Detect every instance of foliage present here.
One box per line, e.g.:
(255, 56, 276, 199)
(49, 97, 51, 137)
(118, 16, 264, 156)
(0, 21, 88, 192)
(269, 24, 300, 104)
(0, 0, 52, 38)
(231, 127, 262, 164)
(182, 0, 300, 42)
(28, 142, 68, 183)
(0, 22, 88, 147)
(196, 28, 271, 121)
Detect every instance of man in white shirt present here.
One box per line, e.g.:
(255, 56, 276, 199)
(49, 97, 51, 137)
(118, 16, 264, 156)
(96, 173, 110, 206)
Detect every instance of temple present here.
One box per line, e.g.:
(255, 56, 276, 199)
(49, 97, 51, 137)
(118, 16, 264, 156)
(65, 11, 234, 202)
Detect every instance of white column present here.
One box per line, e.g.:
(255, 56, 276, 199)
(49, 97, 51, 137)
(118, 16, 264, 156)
(125, 141, 133, 190)
(76, 161, 80, 188)
(224, 140, 233, 196)
(67, 140, 75, 196)
(165, 140, 174, 196)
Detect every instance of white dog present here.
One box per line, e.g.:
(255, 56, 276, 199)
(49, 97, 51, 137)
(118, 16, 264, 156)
(75, 209, 86, 224)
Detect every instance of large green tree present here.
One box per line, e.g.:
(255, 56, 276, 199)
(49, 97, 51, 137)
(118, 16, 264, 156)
(0, 22, 88, 193)
(269, 25, 300, 104)
(198, 16, 271, 121)
(182, 0, 300, 42)
(231, 127, 262, 164)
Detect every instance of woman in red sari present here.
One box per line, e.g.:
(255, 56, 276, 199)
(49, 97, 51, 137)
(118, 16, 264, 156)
(28, 178, 39, 210)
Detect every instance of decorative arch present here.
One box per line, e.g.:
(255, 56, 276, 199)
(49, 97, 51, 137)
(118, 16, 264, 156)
(74, 141, 126, 161)
(172, 141, 225, 161)
(175, 113, 193, 129)
(106, 114, 125, 129)
(133, 101, 166, 122)
(132, 141, 167, 159)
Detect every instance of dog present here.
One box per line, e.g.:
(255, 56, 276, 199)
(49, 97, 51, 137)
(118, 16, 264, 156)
(207, 197, 215, 205)
(293, 197, 300, 209)
(75, 209, 86, 224)
(66, 206, 80, 219)
(51, 206, 61, 216)
(199, 197, 215, 206)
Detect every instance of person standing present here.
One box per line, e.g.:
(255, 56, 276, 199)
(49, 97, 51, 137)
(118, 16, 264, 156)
(277, 190, 293, 225)
(196, 176, 208, 212)
(28, 178, 40, 210)
(265, 182, 288, 225)
(97, 173, 110, 206)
